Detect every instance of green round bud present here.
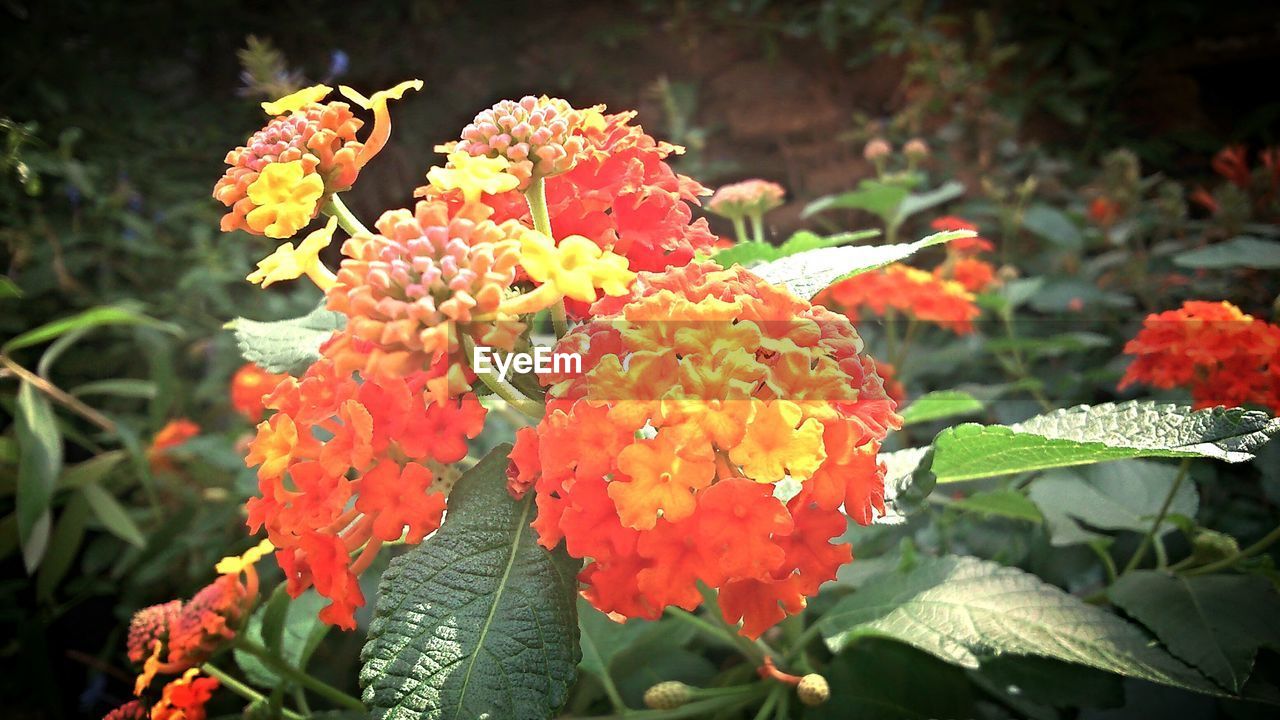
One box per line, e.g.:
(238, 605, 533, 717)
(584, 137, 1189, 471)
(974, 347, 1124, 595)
(797, 673, 830, 706)
(643, 681, 692, 710)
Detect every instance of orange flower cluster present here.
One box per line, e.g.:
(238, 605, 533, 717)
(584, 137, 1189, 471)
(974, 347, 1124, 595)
(147, 419, 200, 473)
(231, 363, 290, 420)
(214, 82, 419, 238)
(244, 360, 486, 627)
(323, 199, 532, 383)
(508, 262, 901, 638)
(707, 179, 786, 219)
(824, 264, 980, 334)
(1120, 300, 1280, 413)
(214, 98, 363, 237)
(928, 216, 998, 293)
(477, 107, 717, 274)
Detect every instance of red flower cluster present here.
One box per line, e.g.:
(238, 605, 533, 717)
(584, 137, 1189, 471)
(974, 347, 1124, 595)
(478, 108, 717, 275)
(231, 363, 290, 420)
(244, 360, 486, 627)
(931, 216, 994, 255)
(823, 264, 980, 334)
(1121, 300, 1280, 413)
(509, 262, 900, 638)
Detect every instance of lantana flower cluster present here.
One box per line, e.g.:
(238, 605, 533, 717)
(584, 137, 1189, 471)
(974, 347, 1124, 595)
(507, 262, 901, 637)
(462, 100, 718, 275)
(101, 541, 273, 720)
(215, 85, 901, 645)
(245, 360, 486, 627)
(818, 216, 995, 334)
(214, 82, 421, 239)
(1121, 300, 1280, 413)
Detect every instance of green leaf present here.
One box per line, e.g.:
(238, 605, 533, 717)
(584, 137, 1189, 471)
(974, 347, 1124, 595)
(818, 554, 1221, 695)
(60, 451, 128, 489)
(0, 275, 22, 299)
(36, 493, 89, 599)
(3, 305, 181, 353)
(900, 390, 984, 426)
(1021, 204, 1083, 250)
(948, 489, 1043, 523)
(803, 179, 910, 220)
(577, 600, 649, 688)
(749, 229, 973, 299)
(15, 381, 63, 572)
(81, 483, 147, 548)
(1028, 461, 1196, 546)
(921, 401, 1279, 484)
(1174, 236, 1280, 270)
(984, 332, 1111, 358)
(893, 180, 966, 224)
(1110, 572, 1280, 692)
(807, 638, 976, 720)
(231, 304, 346, 375)
(713, 229, 881, 268)
(70, 379, 158, 400)
(360, 444, 581, 719)
(975, 655, 1123, 709)
(235, 589, 331, 688)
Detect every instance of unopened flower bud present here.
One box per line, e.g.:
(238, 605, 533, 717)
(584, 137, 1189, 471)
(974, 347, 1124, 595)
(644, 681, 692, 710)
(863, 138, 891, 162)
(797, 674, 830, 706)
(903, 138, 929, 159)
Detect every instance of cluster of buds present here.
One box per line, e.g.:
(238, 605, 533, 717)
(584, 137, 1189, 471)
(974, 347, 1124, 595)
(706, 179, 786, 244)
(863, 137, 929, 177)
(214, 81, 421, 239)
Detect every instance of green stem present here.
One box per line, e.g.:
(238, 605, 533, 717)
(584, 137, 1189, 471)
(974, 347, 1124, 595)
(749, 212, 765, 244)
(593, 686, 768, 720)
(1185, 524, 1280, 576)
(323, 195, 369, 236)
(460, 335, 544, 419)
(997, 309, 1053, 411)
(234, 637, 366, 712)
(523, 176, 568, 338)
(1088, 540, 1118, 583)
(752, 685, 785, 720)
(731, 216, 749, 245)
(1122, 459, 1190, 576)
(201, 663, 306, 720)
(664, 607, 763, 664)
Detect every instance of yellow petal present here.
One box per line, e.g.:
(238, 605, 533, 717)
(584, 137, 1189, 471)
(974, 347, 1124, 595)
(338, 79, 423, 110)
(262, 84, 333, 116)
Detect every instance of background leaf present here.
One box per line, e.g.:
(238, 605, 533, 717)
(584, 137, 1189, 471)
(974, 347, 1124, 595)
(360, 445, 581, 719)
(1028, 461, 1196, 546)
(899, 390, 985, 426)
(1173, 236, 1280, 270)
(231, 303, 346, 375)
(818, 554, 1221, 695)
(3, 304, 180, 353)
(920, 402, 1279, 484)
(1021, 204, 1083, 250)
(749, 229, 973, 298)
(80, 482, 147, 548)
(15, 381, 63, 572)
(1110, 572, 1280, 692)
